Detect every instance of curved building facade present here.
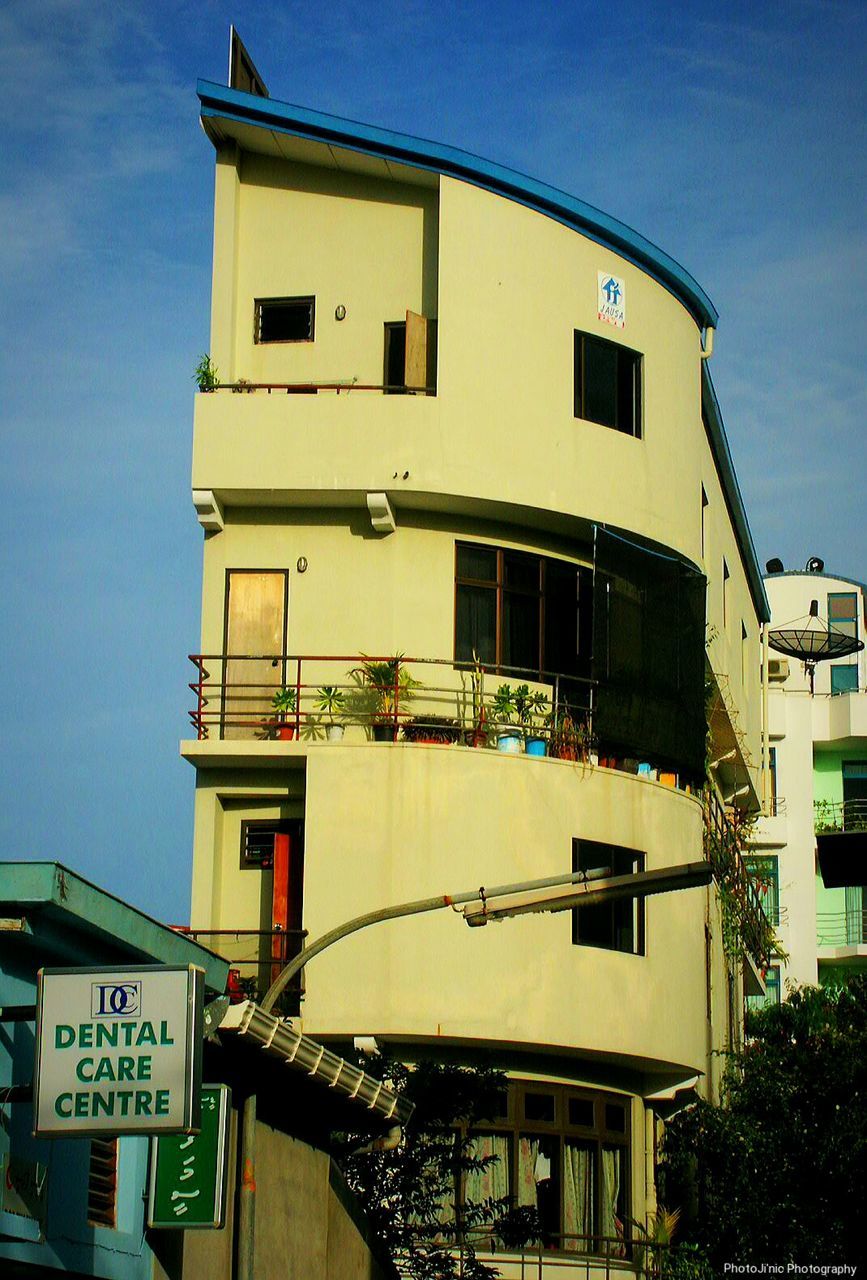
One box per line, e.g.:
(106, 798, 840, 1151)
(185, 70, 771, 1263)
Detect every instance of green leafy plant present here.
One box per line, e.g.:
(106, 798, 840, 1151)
(349, 654, 422, 726)
(315, 685, 346, 723)
(271, 686, 297, 718)
(193, 353, 219, 392)
(402, 716, 461, 744)
(491, 683, 517, 729)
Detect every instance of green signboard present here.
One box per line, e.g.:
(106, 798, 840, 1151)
(147, 1085, 230, 1228)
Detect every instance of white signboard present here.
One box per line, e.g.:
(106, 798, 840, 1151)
(597, 271, 626, 328)
(34, 966, 203, 1138)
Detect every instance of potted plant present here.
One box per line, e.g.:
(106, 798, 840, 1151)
(316, 686, 346, 741)
(193, 353, 219, 392)
(271, 687, 297, 740)
(402, 715, 461, 744)
(491, 684, 522, 753)
(549, 707, 594, 763)
(349, 654, 421, 741)
(515, 685, 549, 756)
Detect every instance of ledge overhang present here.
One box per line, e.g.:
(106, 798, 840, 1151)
(197, 79, 719, 333)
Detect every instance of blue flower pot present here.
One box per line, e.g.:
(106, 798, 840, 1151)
(525, 736, 547, 757)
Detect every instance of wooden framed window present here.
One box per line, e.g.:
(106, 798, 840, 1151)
(255, 296, 315, 343)
(461, 1081, 630, 1255)
(454, 543, 592, 687)
(572, 839, 645, 955)
(574, 331, 642, 437)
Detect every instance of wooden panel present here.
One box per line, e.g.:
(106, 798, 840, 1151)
(405, 310, 428, 392)
(224, 572, 287, 739)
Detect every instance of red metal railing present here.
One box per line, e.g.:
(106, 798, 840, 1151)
(208, 381, 436, 395)
(172, 927, 307, 1016)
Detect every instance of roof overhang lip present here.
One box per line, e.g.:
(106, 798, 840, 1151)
(196, 78, 719, 332)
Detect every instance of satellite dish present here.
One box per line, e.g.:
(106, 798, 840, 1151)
(765, 558, 784, 574)
(768, 599, 863, 691)
(806, 556, 825, 573)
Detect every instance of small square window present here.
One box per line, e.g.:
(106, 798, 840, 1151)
(604, 1103, 626, 1133)
(240, 820, 289, 869)
(572, 839, 645, 954)
(524, 1092, 556, 1123)
(255, 297, 315, 343)
(568, 1097, 595, 1127)
(574, 331, 641, 437)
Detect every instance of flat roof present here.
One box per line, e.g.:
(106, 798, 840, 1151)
(197, 79, 718, 332)
(0, 862, 229, 994)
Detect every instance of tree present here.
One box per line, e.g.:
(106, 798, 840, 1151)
(658, 976, 867, 1267)
(337, 1057, 531, 1279)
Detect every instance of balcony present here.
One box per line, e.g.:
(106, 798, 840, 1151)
(814, 800, 867, 889)
(817, 910, 867, 949)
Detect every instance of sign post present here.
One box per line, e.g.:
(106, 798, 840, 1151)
(148, 1084, 231, 1228)
(33, 966, 203, 1138)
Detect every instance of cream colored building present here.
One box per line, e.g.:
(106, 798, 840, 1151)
(753, 566, 867, 996)
(182, 62, 772, 1268)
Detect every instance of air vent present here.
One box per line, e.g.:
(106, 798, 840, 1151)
(87, 1137, 118, 1228)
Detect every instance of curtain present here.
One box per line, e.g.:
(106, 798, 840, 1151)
(517, 1136, 540, 1207)
(601, 1147, 626, 1257)
(563, 1141, 594, 1252)
(465, 1133, 510, 1205)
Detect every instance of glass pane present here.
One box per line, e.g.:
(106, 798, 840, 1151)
(829, 593, 857, 619)
(504, 552, 539, 592)
(583, 337, 619, 429)
(615, 348, 639, 435)
(517, 1134, 560, 1246)
(503, 592, 539, 671)
(259, 299, 313, 342)
(604, 1103, 626, 1133)
(831, 666, 859, 694)
(568, 1097, 594, 1127)
(465, 1132, 511, 1214)
(563, 1140, 595, 1252)
(457, 545, 497, 582)
(524, 1092, 555, 1122)
(456, 585, 496, 665)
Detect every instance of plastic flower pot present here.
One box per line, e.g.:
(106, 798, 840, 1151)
(525, 736, 547, 757)
(326, 724, 345, 742)
(497, 732, 522, 754)
(278, 724, 296, 741)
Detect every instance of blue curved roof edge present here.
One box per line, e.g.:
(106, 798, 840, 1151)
(701, 365, 769, 623)
(197, 80, 719, 332)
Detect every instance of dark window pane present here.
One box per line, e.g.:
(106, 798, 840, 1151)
(257, 298, 314, 342)
(568, 1097, 595, 1127)
(518, 1133, 561, 1245)
(604, 1104, 626, 1133)
(504, 553, 539, 592)
(503, 592, 539, 671)
(457, 545, 497, 583)
(583, 336, 619, 429)
(456, 584, 497, 665)
(384, 323, 406, 393)
(573, 839, 644, 954)
(524, 1092, 556, 1122)
(615, 347, 638, 436)
(829, 593, 857, 620)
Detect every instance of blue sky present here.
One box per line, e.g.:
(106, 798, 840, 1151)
(1, 0, 864, 923)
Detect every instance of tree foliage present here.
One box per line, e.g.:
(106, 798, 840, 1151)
(659, 976, 867, 1267)
(337, 1057, 530, 1279)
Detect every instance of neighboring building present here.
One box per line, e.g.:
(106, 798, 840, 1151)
(753, 566, 867, 995)
(183, 46, 772, 1265)
(0, 862, 228, 1280)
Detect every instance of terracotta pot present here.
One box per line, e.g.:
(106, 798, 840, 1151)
(278, 724, 295, 741)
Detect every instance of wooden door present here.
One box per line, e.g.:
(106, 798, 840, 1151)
(223, 571, 288, 739)
(405, 310, 428, 392)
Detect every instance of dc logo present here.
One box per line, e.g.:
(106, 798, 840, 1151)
(92, 981, 142, 1018)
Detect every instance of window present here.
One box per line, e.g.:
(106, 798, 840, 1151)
(254, 296, 315, 343)
(574, 331, 641, 437)
(454, 543, 592, 693)
(240, 819, 293, 869)
(722, 559, 730, 627)
(831, 665, 858, 695)
(700, 485, 708, 559)
(746, 854, 780, 927)
(768, 746, 779, 814)
(87, 1137, 118, 1228)
(746, 964, 781, 1012)
(741, 622, 748, 687)
(572, 839, 645, 954)
(828, 592, 859, 642)
(463, 1081, 629, 1255)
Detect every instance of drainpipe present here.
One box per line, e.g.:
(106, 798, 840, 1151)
(700, 327, 715, 359)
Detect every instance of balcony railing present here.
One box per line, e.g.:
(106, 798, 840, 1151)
(207, 381, 436, 395)
(414, 1226, 669, 1277)
(188, 652, 596, 754)
(703, 790, 773, 966)
(817, 910, 867, 948)
(172, 927, 306, 1016)
(814, 799, 867, 833)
